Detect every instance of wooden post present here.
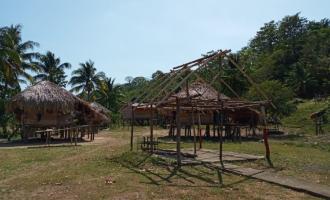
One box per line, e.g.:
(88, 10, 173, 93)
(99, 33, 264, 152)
(93, 126, 94, 141)
(191, 107, 197, 155)
(46, 130, 50, 146)
(205, 125, 210, 137)
(150, 104, 154, 152)
(213, 111, 216, 137)
(176, 97, 181, 166)
(130, 106, 135, 151)
(261, 106, 273, 167)
(75, 128, 78, 146)
(198, 112, 202, 149)
(238, 127, 241, 143)
(70, 128, 73, 144)
(219, 111, 224, 168)
(316, 119, 318, 135)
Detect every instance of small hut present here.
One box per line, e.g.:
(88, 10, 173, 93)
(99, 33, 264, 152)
(8, 81, 108, 140)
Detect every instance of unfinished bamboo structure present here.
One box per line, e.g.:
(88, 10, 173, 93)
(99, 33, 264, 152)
(126, 49, 273, 167)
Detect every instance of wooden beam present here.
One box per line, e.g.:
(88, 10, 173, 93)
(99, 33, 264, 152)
(219, 78, 240, 98)
(147, 67, 190, 105)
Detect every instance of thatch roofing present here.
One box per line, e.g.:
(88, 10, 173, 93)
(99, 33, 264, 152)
(8, 81, 110, 126)
(9, 81, 79, 113)
(90, 102, 111, 117)
(172, 80, 230, 101)
(76, 100, 110, 125)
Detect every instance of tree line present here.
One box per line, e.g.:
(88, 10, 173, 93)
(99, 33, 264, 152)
(1, 13, 330, 138)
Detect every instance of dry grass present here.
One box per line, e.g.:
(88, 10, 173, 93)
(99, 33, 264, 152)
(0, 127, 324, 200)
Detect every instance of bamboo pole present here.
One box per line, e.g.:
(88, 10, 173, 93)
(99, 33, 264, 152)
(176, 97, 181, 166)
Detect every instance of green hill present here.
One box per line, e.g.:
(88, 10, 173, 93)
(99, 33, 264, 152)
(282, 99, 330, 135)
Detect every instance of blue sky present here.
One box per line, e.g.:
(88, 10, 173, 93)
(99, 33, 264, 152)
(1, 0, 329, 84)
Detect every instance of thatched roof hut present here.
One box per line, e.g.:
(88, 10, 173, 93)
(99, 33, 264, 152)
(89, 102, 111, 125)
(90, 102, 111, 117)
(8, 81, 109, 128)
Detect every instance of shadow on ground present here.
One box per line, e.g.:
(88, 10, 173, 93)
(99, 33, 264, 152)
(0, 137, 93, 148)
(108, 151, 252, 188)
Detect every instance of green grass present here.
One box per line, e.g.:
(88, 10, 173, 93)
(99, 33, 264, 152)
(158, 138, 330, 186)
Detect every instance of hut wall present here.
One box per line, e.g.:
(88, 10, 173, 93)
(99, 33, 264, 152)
(122, 107, 156, 120)
(21, 110, 73, 127)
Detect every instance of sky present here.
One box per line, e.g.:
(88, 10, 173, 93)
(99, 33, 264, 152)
(1, 0, 329, 84)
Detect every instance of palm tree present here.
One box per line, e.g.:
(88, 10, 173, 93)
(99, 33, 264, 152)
(95, 77, 123, 112)
(0, 24, 39, 87)
(69, 60, 105, 101)
(34, 51, 71, 87)
(0, 24, 39, 139)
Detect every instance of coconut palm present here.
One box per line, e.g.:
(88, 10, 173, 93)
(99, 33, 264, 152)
(95, 77, 123, 112)
(34, 51, 71, 87)
(69, 60, 105, 101)
(0, 24, 39, 139)
(0, 24, 40, 87)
